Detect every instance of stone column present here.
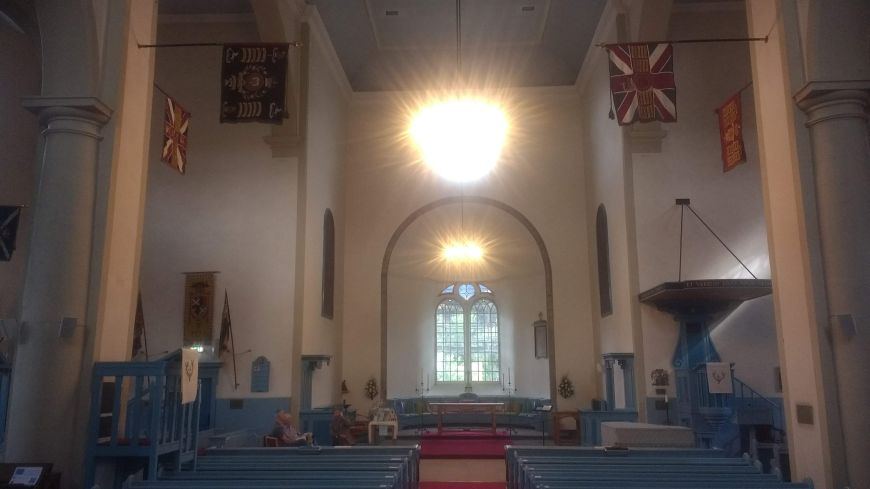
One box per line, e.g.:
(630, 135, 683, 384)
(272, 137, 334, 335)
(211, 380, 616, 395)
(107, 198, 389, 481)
(6, 97, 110, 478)
(796, 82, 870, 489)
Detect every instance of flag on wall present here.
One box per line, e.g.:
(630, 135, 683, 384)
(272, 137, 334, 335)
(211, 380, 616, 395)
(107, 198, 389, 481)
(218, 290, 239, 390)
(0, 206, 22, 261)
(220, 44, 289, 124)
(162, 95, 190, 174)
(716, 92, 746, 172)
(606, 43, 677, 125)
(131, 291, 149, 359)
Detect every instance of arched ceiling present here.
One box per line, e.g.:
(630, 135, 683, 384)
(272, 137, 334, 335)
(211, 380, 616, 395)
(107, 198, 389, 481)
(389, 201, 543, 283)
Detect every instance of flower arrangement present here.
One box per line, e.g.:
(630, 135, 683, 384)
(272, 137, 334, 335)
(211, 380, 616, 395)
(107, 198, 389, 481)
(558, 375, 574, 399)
(364, 378, 378, 400)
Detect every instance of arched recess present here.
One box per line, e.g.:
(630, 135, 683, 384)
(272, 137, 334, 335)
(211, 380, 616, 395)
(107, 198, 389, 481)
(380, 196, 556, 403)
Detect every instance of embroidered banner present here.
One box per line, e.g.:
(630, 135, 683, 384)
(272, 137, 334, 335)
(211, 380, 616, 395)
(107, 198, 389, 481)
(131, 292, 148, 359)
(607, 43, 677, 125)
(181, 348, 200, 404)
(183, 272, 216, 346)
(221, 43, 289, 123)
(0, 206, 22, 261)
(717, 92, 746, 171)
(162, 95, 190, 174)
(706, 362, 733, 394)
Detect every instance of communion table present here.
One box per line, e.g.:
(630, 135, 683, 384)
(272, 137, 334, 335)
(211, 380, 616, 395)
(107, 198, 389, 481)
(428, 402, 505, 435)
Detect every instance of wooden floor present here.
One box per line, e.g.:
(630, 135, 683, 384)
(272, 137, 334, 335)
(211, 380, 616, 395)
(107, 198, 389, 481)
(420, 459, 505, 482)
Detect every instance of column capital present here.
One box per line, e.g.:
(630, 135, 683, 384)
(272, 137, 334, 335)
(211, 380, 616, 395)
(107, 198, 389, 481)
(794, 81, 870, 126)
(21, 96, 113, 127)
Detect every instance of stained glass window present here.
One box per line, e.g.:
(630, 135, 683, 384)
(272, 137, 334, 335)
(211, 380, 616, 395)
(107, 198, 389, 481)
(458, 283, 475, 300)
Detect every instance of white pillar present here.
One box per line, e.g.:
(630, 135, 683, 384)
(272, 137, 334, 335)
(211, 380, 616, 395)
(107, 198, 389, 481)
(6, 98, 110, 481)
(795, 84, 870, 489)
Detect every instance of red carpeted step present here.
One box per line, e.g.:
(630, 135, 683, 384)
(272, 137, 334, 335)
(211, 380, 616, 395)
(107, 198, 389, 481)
(420, 432, 511, 459)
(420, 482, 506, 489)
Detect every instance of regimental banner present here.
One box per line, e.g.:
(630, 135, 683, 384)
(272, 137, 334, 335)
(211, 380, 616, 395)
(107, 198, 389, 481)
(220, 43, 289, 124)
(183, 272, 216, 346)
(131, 291, 148, 359)
(162, 95, 190, 174)
(606, 43, 677, 125)
(0, 206, 22, 262)
(181, 348, 200, 404)
(716, 92, 746, 171)
(706, 362, 733, 394)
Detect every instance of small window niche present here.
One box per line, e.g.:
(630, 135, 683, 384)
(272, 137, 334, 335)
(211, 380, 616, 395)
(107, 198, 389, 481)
(533, 313, 548, 359)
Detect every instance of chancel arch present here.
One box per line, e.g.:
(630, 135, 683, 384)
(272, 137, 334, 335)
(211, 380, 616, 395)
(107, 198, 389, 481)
(380, 196, 556, 403)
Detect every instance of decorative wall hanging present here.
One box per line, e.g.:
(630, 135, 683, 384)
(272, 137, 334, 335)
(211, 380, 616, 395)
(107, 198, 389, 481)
(183, 272, 216, 346)
(558, 375, 575, 399)
(364, 378, 378, 400)
(220, 44, 289, 124)
(251, 356, 270, 392)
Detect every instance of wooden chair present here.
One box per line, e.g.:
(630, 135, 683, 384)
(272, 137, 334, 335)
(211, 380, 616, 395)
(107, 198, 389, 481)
(551, 411, 581, 445)
(263, 435, 279, 447)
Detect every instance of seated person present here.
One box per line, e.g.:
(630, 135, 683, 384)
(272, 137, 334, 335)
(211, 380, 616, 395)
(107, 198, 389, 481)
(330, 409, 354, 446)
(270, 410, 312, 447)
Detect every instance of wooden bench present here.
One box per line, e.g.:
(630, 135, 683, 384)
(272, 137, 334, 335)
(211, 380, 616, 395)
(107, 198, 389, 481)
(505, 446, 812, 489)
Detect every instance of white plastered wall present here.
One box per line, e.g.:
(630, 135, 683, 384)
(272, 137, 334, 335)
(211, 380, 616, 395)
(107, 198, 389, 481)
(385, 273, 548, 400)
(634, 7, 776, 399)
(341, 87, 595, 411)
(140, 19, 297, 398)
(301, 9, 351, 409)
(0, 23, 40, 323)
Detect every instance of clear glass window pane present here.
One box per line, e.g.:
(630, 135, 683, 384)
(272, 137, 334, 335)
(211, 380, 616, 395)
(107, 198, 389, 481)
(436, 300, 465, 382)
(469, 298, 500, 382)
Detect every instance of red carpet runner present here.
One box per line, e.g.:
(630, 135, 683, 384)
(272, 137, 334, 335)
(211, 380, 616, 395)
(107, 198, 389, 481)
(420, 483, 505, 489)
(420, 431, 511, 459)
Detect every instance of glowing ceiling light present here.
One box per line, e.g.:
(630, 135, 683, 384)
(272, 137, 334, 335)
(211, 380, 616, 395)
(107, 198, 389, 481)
(410, 98, 508, 182)
(442, 241, 484, 262)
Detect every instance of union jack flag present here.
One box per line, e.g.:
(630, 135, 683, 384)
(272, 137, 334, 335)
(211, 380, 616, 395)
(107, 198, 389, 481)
(162, 95, 190, 174)
(606, 43, 677, 125)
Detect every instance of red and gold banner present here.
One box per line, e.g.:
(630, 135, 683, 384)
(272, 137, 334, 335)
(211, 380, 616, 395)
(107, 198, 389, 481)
(717, 93, 746, 172)
(183, 272, 216, 346)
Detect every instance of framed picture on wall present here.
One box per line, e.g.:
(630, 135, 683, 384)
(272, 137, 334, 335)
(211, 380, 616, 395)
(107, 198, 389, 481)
(533, 315, 548, 358)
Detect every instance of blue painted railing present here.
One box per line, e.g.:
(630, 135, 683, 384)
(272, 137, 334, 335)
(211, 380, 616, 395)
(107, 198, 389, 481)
(0, 363, 10, 448)
(688, 364, 784, 452)
(84, 354, 202, 488)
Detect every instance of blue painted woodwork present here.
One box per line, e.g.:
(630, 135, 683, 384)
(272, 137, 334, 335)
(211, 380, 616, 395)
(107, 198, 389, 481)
(251, 356, 270, 393)
(506, 446, 813, 489)
(0, 363, 10, 447)
(127, 446, 421, 489)
(387, 395, 549, 430)
(603, 353, 636, 410)
(299, 408, 335, 446)
(300, 355, 330, 411)
(84, 351, 205, 489)
(213, 397, 290, 434)
(578, 409, 638, 446)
